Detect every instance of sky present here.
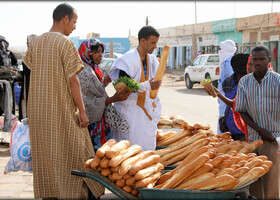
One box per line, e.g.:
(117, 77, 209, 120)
(1, 1, 280, 50)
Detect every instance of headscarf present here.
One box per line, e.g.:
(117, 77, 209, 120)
(78, 38, 105, 82)
(219, 39, 236, 66)
(246, 55, 252, 73)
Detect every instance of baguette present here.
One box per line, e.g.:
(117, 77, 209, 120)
(109, 144, 142, 167)
(126, 177, 136, 186)
(129, 154, 161, 175)
(105, 140, 130, 159)
(262, 160, 273, 168)
(90, 156, 101, 169)
(115, 179, 126, 187)
(156, 131, 176, 143)
(131, 188, 139, 196)
(96, 139, 117, 158)
(150, 45, 170, 99)
(216, 168, 234, 177)
(161, 154, 210, 189)
(215, 178, 239, 190)
(238, 140, 263, 154)
(186, 174, 235, 190)
(134, 163, 164, 180)
(257, 155, 268, 161)
(97, 166, 102, 171)
(85, 158, 93, 168)
(122, 185, 133, 193)
(187, 163, 213, 180)
(100, 157, 110, 169)
(119, 150, 154, 176)
(206, 155, 225, 168)
(101, 168, 112, 177)
(111, 171, 122, 180)
(123, 173, 132, 180)
(156, 129, 192, 146)
(156, 146, 209, 186)
(135, 171, 162, 188)
(155, 132, 207, 157)
(110, 166, 120, 173)
(244, 158, 263, 169)
(233, 167, 265, 189)
(215, 159, 232, 170)
(175, 172, 215, 189)
(108, 174, 117, 182)
(160, 138, 210, 166)
(230, 167, 250, 178)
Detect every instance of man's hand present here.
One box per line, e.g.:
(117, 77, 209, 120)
(103, 75, 112, 87)
(79, 111, 89, 128)
(257, 128, 275, 142)
(149, 78, 162, 90)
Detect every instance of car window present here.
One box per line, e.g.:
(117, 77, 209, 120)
(199, 56, 206, 65)
(207, 56, 219, 62)
(192, 57, 201, 66)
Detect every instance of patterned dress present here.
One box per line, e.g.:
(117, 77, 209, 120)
(78, 63, 112, 151)
(23, 32, 104, 199)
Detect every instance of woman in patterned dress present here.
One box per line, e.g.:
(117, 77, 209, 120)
(78, 39, 130, 151)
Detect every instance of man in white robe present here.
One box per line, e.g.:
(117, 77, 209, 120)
(109, 26, 162, 151)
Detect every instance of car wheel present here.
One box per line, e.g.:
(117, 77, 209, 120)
(185, 74, 193, 89)
(212, 80, 218, 88)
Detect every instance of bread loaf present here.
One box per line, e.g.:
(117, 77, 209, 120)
(111, 171, 122, 180)
(157, 129, 192, 146)
(230, 167, 250, 178)
(186, 174, 235, 190)
(150, 45, 170, 99)
(216, 168, 234, 177)
(161, 154, 210, 189)
(122, 185, 132, 193)
(134, 163, 164, 180)
(131, 188, 139, 196)
(207, 155, 225, 168)
(96, 139, 117, 158)
(109, 144, 142, 167)
(119, 150, 154, 176)
(100, 157, 110, 168)
(123, 173, 132, 180)
(110, 166, 120, 172)
(129, 154, 161, 175)
(115, 179, 126, 187)
(244, 158, 263, 169)
(215, 178, 239, 190)
(187, 163, 213, 180)
(85, 158, 93, 168)
(135, 172, 162, 188)
(105, 140, 130, 159)
(101, 168, 112, 177)
(175, 172, 215, 189)
(90, 156, 101, 169)
(233, 167, 265, 189)
(125, 177, 136, 186)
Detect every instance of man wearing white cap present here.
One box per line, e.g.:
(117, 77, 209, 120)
(217, 39, 236, 134)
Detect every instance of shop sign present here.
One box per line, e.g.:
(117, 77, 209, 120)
(270, 35, 279, 41)
(197, 35, 218, 45)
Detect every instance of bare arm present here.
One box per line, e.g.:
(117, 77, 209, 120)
(240, 112, 275, 142)
(214, 87, 233, 108)
(69, 74, 89, 128)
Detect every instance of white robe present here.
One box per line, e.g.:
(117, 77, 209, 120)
(109, 48, 162, 151)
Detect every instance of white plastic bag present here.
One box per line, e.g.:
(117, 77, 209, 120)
(4, 121, 32, 173)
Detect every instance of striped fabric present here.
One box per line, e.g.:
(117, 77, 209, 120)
(235, 70, 280, 141)
(23, 32, 104, 199)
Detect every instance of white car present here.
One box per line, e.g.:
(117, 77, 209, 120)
(184, 54, 220, 89)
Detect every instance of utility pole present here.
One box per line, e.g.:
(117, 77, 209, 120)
(271, 0, 274, 13)
(146, 16, 149, 25)
(234, 1, 236, 18)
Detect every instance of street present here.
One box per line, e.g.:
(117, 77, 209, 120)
(0, 69, 219, 199)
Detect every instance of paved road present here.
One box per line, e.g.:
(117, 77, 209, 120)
(0, 70, 220, 199)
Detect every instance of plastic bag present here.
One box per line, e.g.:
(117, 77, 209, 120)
(4, 121, 32, 173)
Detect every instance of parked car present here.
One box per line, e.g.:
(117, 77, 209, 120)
(104, 52, 123, 59)
(184, 54, 220, 89)
(100, 58, 115, 76)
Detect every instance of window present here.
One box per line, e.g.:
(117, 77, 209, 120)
(192, 57, 201, 66)
(207, 56, 219, 62)
(199, 56, 206, 65)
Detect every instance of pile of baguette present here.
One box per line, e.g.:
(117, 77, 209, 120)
(157, 114, 186, 129)
(85, 139, 164, 196)
(154, 133, 272, 190)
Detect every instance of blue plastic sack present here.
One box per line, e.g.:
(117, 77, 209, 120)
(4, 121, 32, 173)
(14, 83, 21, 106)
